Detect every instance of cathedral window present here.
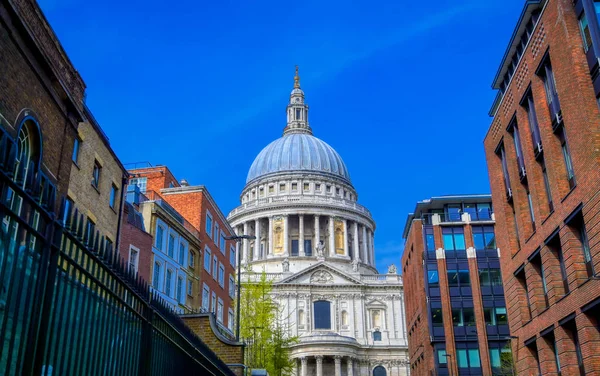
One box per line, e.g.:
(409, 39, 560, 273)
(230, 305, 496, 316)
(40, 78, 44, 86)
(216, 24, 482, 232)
(373, 330, 382, 341)
(313, 300, 331, 329)
(280, 183, 286, 192)
(326, 185, 331, 193)
(295, 108, 301, 120)
(341, 310, 348, 327)
(259, 187, 264, 196)
(268, 185, 274, 194)
(316, 184, 321, 192)
(303, 183, 309, 191)
(292, 182, 298, 191)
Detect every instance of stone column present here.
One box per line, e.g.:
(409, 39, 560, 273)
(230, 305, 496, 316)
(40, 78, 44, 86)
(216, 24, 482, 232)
(370, 231, 375, 265)
(242, 222, 249, 263)
(300, 357, 307, 376)
(254, 218, 261, 260)
(299, 214, 305, 256)
(334, 355, 342, 376)
(353, 222, 359, 261)
(283, 215, 289, 256)
(362, 226, 369, 264)
(343, 219, 349, 257)
(268, 216, 273, 257)
(329, 217, 335, 256)
(314, 215, 320, 252)
(347, 357, 354, 376)
(316, 355, 323, 376)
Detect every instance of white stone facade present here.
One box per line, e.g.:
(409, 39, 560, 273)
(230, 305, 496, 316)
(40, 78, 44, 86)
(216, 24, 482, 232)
(228, 68, 409, 376)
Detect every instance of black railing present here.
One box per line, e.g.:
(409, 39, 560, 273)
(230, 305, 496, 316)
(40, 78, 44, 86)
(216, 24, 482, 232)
(0, 127, 235, 376)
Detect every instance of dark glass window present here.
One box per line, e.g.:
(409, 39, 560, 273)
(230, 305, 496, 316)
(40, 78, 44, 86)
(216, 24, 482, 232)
(428, 270, 439, 287)
(304, 239, 312, 256)
(72, 138, 80, 164)
(472, 226, 496, 250)
(291, 239, 299, 256)
(559, 127, 576, 189)
(431, 308, 444, 327)
(580, 12, 593, 51)
(525, 94, 542, 152)
(314, 301, 331, 329)
(498, 144, 512, 198)
(457, 348, 481, 369)
(541, 160, 553, 212)
(541, 63, 561, 120)
(527, 190, 536, 230)
(484, 307, 508, 325)
(479, 268, 502, 287)
(373, 330, 382, 341)
(425, 227, 435, 251)
(442, 227, 465, 251)
(510, 121, 526, 176)
(446, 204, 462, 221)
(447, 269, 470, 287)
(452, 308, 475, 326)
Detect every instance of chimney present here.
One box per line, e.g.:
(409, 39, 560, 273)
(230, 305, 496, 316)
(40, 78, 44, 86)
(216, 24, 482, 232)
(181, 179, 189, 187)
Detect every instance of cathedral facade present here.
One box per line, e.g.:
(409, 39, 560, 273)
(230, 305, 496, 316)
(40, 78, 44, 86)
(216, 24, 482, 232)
(228, 69, 409, 376)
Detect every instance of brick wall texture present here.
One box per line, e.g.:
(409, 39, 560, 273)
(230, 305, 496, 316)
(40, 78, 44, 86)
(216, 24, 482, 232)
(484, 0, 600, 374)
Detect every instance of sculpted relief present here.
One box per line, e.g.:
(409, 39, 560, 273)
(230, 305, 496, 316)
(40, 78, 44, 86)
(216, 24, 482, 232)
(310, 270, 333, 284)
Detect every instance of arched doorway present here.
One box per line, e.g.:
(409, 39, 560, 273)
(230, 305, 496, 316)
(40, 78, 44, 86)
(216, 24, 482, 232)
(373, 365, 387, 376)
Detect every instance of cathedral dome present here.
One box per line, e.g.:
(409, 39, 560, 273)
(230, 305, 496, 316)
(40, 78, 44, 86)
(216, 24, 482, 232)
(246, 133, 351, 184)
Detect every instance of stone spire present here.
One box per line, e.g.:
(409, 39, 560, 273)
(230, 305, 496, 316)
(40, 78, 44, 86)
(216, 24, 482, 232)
(284, 66, 312, 136)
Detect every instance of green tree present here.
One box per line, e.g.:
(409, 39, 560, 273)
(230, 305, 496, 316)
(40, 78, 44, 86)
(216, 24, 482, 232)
(239, 270, 298, 376)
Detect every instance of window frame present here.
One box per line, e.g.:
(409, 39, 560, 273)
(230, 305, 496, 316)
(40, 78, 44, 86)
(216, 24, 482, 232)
(128, 245, 139, 273)
(204, 247, 212, 272)
(92, 160, 101, 188)
(202, 284, 210, 311)
(313, 300, 332, 330)
(72, 137, 80, 164)
(109, 184, 118, 209)
(205, 211, 213, 238)
(218, 262, 225, 288)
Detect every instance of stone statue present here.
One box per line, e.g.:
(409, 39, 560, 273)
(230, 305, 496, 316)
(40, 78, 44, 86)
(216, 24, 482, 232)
(282, 258, 290, 272)
(316, 241, 326, 257)
(388, 264, 397, 274)
(351, 258, 360, 272)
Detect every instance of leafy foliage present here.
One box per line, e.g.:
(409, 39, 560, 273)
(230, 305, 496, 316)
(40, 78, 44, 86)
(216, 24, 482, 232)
(239, 270, 298, 376)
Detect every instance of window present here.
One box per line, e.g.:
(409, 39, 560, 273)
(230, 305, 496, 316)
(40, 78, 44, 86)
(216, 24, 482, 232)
(213, 255, 219, 280)
(229, 275, 235, 298)
(579, 11, 593, 51)
(92, 161, 101, 188)
(558, 127, 576, 188)
(447, 269, 470, 287)
(206, 212, 213, 238)
(168, 234, 175, 258)
(153, 262, 161, 289)
(304, 183, 309, 191)
(562, 319, 585, 375)
(165, 269, 173, 297)
(373, 330, 381, 341)
(220, 232, 226, 252)
(484, 307, 508, 325)
(215, 223, 220, 244)
(498, 143, 512, 198)
(228, 309, 235, 331)
(72, 138, 80, 164)
(202, 284, 210, 311)
(326, 185, 331, 193)
(259, 187, 264, 196)
(472, 226, 496, 250)
(187, 280, 193, 296)
(437, 349, 448, 366)
(176, 276, 183, 303)
(109, 184, 118, 209)
(204, 247, 211, 271)
(480, 268, 502, 287)
(130, 177, 147, 193)
(547, 232, 569, 294)
(568, 211, 595, 277)
(424, 227, 435, 251)
(316, 184, 321, 191)
(457, 348, 481, 369)
(218, 263, 225, 287)
(62, 197, 74, 225)
(509, 121, 526, 177)
(217, 299, 224, 322)
(295, 108, 301, 120)
(86, 218, 96, 245)
(156, 225, 164, 250)
(431, 308, 444, 327)
(189, 251, 195, 268)
(489, 344, 513, 370)
(211, 292, 217, 313)
(446, 204, 461, 221)
(526, 190, 536, 230)
(541, 62, 561, 121)
(544, 331, 561, 374)
(268, 185, 274, 193)
(292, 183, 298, 191)
(541, 160, 553, 212)
(442, 227, 465, 251)
(314, 301, 331, 329)
(428, 270, 439, 287)
(128, 246, 139, 273)
(452, 308, 475, 326)
(280, 183, 286, 192)
(179, 242, 186, 265)
(230, 245, 236, 266)
(524, 92, 542, 154)
(530, 251, 549, 308)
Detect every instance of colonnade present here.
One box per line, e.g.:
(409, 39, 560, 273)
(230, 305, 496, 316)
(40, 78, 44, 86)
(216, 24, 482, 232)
(298, 355, 356, 376)
(234, 214, 375, 266)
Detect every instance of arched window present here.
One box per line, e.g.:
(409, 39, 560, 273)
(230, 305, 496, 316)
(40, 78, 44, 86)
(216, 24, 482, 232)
(373, 365, 387, 376)
(314, 300, 331, 329)
(15, 119, 41, 186)
(341, 310, 348, 326)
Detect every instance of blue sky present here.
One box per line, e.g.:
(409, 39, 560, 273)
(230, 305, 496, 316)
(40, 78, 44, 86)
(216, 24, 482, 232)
(39, 0, 524, 273)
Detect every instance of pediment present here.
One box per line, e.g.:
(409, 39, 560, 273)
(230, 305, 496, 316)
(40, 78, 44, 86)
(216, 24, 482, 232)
(366, 299, 387, 307)
(277, 262, 362, 286)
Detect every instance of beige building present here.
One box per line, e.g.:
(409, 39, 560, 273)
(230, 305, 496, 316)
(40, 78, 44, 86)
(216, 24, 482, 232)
(66, 106, 127, 248)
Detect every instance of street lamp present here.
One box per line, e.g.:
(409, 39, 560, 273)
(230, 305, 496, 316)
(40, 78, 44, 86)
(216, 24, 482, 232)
(225, 234, 256, 341)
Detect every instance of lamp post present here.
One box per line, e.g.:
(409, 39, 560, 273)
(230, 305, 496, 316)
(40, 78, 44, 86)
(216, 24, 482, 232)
(225, 234, 256, 341)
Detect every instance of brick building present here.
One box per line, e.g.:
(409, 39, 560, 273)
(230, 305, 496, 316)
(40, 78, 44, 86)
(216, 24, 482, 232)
(0, 0, 84, 201)
(484, 0, 600, 374)
(402, 195, 510, 376)
(118, 200, 153, 282)
(129, 166, 237, 333)
(66, 105, 127, 249)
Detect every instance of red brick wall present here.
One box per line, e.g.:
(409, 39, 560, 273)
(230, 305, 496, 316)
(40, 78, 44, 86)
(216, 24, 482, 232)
(484, 0, 600, 373)
(118, 205, 153, 283)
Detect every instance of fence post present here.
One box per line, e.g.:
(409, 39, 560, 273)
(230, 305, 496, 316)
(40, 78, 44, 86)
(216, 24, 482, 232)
(138, 298, 154, 375)
(24, 219, 62, 376)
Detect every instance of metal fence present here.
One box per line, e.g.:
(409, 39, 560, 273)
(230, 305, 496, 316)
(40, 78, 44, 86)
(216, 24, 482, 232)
(0, 128, 235, 376)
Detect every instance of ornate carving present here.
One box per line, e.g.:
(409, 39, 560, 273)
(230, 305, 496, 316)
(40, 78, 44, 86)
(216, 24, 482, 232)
(316, 241, 326, 258)
(282, 258, 289, 272)
(310, 270, 333, 284)
(351, 258, 360, 272)
(387, 264, 397, 274)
